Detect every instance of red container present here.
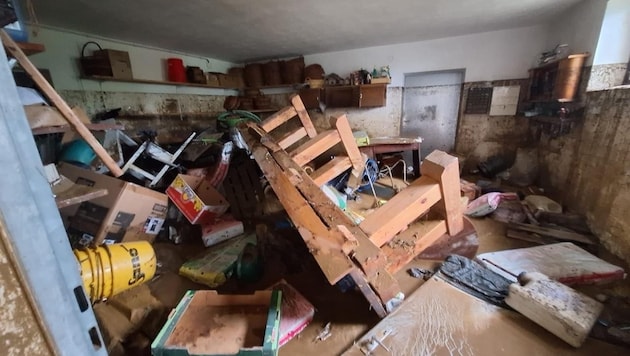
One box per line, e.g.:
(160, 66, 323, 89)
(167, 58, 186, 83)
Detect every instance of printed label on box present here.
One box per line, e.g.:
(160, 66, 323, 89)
(144, 216, 165, 235)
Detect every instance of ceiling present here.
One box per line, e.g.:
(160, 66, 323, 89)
(26, 0, 584, 63)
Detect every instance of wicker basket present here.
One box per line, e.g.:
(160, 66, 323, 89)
(304, 64, 325, 80)
(262, 61, 282, 86)
(282, 56, 304, 84)
(244, 63, 264, 87)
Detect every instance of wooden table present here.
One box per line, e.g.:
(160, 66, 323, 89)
(358, 137, 423, 177)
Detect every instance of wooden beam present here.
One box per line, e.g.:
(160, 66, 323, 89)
(360, 176, 442, 247)
(380, 220, 447, 274)
(421, 150, 463, 236)
(333, 115, 366, 189)
(508, 222, 595, 245)
(1, 30, 124, 177)
(290, 94, 317, 138)
(251, 142, 354, 285)
(311, 156, 352, 186)
(260, 106, 297, 132)
(348, 269, 387, 318)
(277, 127, 307, 149)
(290, 130, 340, 166)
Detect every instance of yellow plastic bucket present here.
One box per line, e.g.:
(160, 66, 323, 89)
(74, 241, 157, 302)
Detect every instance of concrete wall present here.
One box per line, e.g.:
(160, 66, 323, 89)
(560, 88, 630, 264)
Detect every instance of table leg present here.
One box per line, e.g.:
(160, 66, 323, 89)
(412, 147, 421, 177)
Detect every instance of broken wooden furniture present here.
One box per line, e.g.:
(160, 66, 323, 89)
(120, 132, 196, 187)
(242, 94, 476, 317)
(358, 136, 423, 177)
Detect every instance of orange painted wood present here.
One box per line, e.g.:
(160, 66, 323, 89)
(361, 176, 442, 247)
(311, 156, 352, 186)
(251, 143, 354, 284)
(277, 127, 307, 149)
(421, 150, 463, 236)
(381, 220, 447, 274)
(290, 130, 340, 166)
(260, 106, 297, 132)
(290, 94, 318, 138)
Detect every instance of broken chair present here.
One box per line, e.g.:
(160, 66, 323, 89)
(241, 94, 477, 317)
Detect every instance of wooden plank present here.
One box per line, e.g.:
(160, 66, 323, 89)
(506, 229, 556, 245)
(360, 176, 441, 247)
(277, 127, 307, 149)
(251, 141, 354, 285)
(52, 176, 108, 209)
(333, 115, 365, 189)
(421, 150, 463, 236)
(290, 130, 340, 167)
(311, 156, 352, 186)
(508, 222, 595, 245)
(260, 106, 297, 132)
(380, 220, 447, 274)
(1, 30, 124, 177)
(290, 94, 317, 138)
(32, 122, 125, 135)
(15, 41, 45, 56)
(348, 269, 387, 318)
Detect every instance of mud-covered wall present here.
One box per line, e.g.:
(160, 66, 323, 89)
(454, 80, 531, 171)
(565, 88, 630, 264)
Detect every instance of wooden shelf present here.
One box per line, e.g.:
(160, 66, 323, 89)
(81, 75, 242, 90)
(243, 83, 304, 90)
(15, 42, 45, 56)
(32, 122, 124, 135)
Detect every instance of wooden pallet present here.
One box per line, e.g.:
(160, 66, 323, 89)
(242, 95, 473, 317)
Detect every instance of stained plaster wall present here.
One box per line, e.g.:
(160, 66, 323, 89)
(540, 88, 630, 265)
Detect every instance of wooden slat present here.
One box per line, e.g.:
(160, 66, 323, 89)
(290, 130, 341, 166)
(332, 115, 365, 189)
(381, 220, 447, 274)
(361, 176, 442, 247)
(508, 222, 595, 245)
(290, 94, 318, 138)
(260, 106, 297, 132)
(421, 150, 464, 236)
(1, 30, 124, 177)
(349, 269, 387, 318)
(277, 127, 307, 149)
(333, 115, 364, 170)
(251, 142, 354, 285)
(311, 156, 352, 186)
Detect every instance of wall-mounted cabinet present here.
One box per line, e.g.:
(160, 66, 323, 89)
(528, 53, 589, 103)
(324, 84, 387, 108)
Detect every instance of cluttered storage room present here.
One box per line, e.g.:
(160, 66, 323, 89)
(1, 0, 630, 355)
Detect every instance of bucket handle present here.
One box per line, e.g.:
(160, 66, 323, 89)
(81, 41, 103, 58)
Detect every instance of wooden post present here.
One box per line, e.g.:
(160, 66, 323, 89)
(421, 150, 463, 236)
(1, 30, 124, 177)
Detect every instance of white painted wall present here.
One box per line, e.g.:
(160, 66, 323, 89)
(304, 25, 548, 86)
(593, 0, 630, 65)
(27, 25, 237, 94)
(545, 0, 608, 65)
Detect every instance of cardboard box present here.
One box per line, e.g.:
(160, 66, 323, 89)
(179, 234, 256, 288)
(201, 216, 244, 247)
(166, 174, 229, 225)
(151, 289, 281, 356)
(58, 163, 167, 246)
(81, 49, 133, 80)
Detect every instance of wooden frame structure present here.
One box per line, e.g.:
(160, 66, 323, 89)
(242, 95, 470, 317)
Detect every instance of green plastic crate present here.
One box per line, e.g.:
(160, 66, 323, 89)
(152, 290, 281, 356)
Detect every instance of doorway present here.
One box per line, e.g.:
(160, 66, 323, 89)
(401, 70, 464, 159)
